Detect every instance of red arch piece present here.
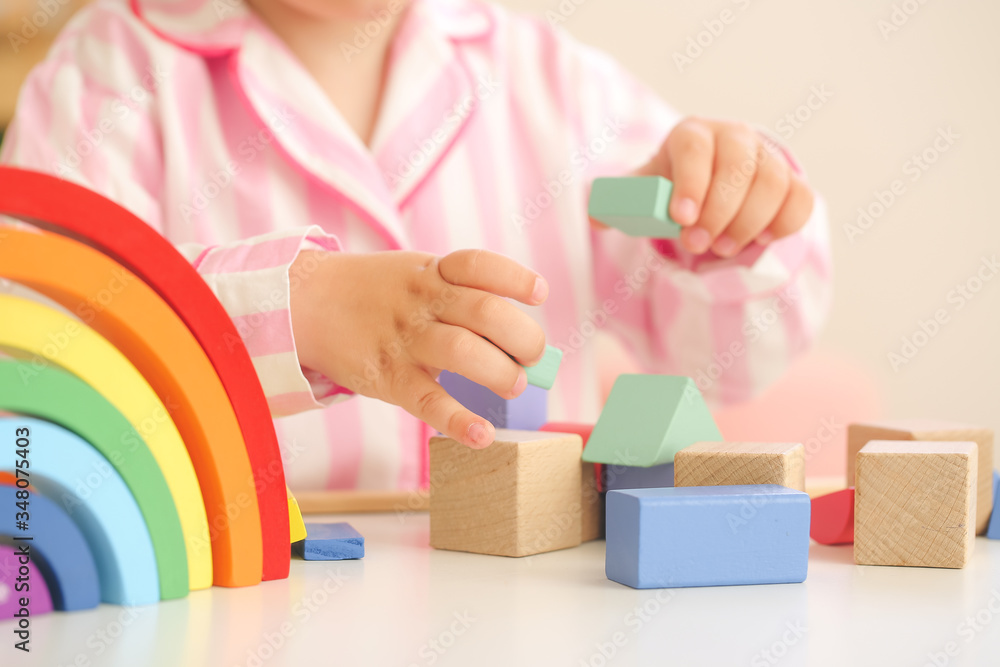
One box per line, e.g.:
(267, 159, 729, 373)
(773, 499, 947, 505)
(0, 167, 289, 581)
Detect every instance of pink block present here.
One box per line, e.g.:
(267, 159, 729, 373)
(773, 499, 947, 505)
(810, 487, 855, 545)
(0, 544, 54, 620)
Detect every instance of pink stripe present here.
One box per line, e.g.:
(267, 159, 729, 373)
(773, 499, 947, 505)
(396, 415, 422, 490)
(267, 391, 322, 416)
(230, 310, 294, 357)
(324, 401, 362, 490)
(196, 235, 306, 275)
(507, 97, 582, 419)
(707, 278, 752, 405)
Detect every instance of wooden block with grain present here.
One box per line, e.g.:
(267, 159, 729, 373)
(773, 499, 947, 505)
(854, 441, 976, 569)
(674, 442, 805, 492)
(847, 420, 993, 533)
(430, 429, 582, 557)
(539, 422, 603, 542)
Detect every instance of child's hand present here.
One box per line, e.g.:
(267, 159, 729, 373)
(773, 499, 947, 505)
(639, 117, 815, 258)
(290, 249, 548, 449)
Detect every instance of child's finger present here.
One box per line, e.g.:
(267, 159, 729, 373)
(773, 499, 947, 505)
(759, 173, 814, 243)
(437, 289, 546, 365)
(392, 369, 496, 449)
(662, 119, 715, 226)
(438, 249, 547, 305)
(709, 156, 791, 257)
(413, 323, 527, 399)
(684, 126, 760, 254)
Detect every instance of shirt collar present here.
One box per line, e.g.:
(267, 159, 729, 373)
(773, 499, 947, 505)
(131, 0, 492, 57)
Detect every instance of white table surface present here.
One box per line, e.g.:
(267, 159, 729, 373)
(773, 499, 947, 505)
(9, 511, 1000, 667)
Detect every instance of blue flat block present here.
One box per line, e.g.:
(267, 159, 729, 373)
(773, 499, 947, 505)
(987, 470, 1000, 540)
(0, 485, 101, 611)
(295, 522, 365, 561)
(606, 485, 810, 589)
(439, 370, 547, 430)
(1, 418, 159, 606)
(604, 463, 674, 491)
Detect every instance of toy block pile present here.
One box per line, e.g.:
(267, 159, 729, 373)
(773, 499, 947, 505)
(806, 420, 997, 569)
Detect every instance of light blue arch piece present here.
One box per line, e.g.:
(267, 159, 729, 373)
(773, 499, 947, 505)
(0, 417, 159, 606)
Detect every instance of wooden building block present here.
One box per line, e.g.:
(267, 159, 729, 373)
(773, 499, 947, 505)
(439, 370, 547, 430)
(986, 471, 1000, 540)
(588, 176, 681, 238)
(430, 430, 582, 557)
(674, 442, 805, 492)
(583, 375, 721, 468)
(293, 523, 365, 561)
(847, 420, 993, 534)
(810, 487, 854, 545)
(539, 422, 602, 541)
(604, 463, 674, 492)
(854, 441, 976, 569)
(522, 345, 563, 390)
(605, 485, 810, 589)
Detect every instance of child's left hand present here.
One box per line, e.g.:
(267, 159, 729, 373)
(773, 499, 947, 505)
(636, 117, 815, 258)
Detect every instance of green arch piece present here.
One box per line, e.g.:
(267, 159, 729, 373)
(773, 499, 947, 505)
(0, 360, 188, 600)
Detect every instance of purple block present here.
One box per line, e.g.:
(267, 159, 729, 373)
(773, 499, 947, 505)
(0, 545, 54, 620)
(604, 463, 674, 491)
(439, 371, 547, 430)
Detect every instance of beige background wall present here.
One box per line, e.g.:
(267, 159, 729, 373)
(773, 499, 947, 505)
(497, 0, 999, 459)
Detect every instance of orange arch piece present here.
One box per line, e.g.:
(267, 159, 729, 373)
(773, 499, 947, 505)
(0, 228, 262, 587)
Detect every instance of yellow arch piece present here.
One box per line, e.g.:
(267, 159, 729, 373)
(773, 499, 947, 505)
(0, 294, 213, 590)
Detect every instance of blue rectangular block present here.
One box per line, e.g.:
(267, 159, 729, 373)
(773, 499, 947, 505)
(987, 470, 1000, 540)
(606, 485, 810, 589)
(439, 370, 547, 430)
(294, 522, 365, 561)
(604, 463, 674, 491)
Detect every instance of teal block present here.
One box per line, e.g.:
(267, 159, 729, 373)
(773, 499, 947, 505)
(588, 176, 681, 239)
(522, 345, 562, 390)
(583, 375, 721, 467)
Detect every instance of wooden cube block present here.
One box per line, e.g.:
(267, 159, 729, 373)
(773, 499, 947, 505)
(674, 442, 805, 492)
(854, 441, 976, 569)
(606, 485, 810, 589)
(539, 422, 602, 542)
(430, 429, 582, 557)
(847, 420, 993, 533)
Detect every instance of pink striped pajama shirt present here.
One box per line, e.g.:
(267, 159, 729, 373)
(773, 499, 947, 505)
(0, 0, 832, 491)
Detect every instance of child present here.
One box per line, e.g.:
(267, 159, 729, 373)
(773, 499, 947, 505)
(0, 0, 831, 491)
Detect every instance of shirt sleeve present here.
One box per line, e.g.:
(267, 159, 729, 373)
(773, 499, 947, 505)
(557, 30, 834, 405)
(0, 6, 347, 417)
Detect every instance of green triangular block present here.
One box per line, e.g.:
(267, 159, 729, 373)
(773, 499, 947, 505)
(582, 375, 721, 467)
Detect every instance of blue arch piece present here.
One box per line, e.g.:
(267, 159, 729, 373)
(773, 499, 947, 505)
(0, 484, 100, 611)
(0, 418, 159, 606)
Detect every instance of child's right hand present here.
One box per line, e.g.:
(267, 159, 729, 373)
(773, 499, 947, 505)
(290, 249, 549, 449)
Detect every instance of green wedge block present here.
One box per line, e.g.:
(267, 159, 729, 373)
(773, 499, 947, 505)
(588, 176, 682, 239)
(522, 345, 563, 390)
(582, 374, 721, 467)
